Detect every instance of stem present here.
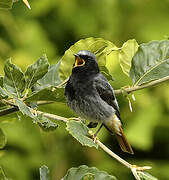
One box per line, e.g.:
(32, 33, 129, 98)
(114, 76, 169, 95)
(0, 100, 54, 117)
(96, 139, 132, 169)
(0, 99, 151, 180)
(36, 110, 68, 123)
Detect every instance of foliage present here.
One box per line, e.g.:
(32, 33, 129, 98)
(0, 37, 168, 179)
(0, 0, 12, 9)
(66, 120, 98, 149)
(62, 165, 117, 180)
(0, 128, 6, 149)
(130, 40, 169, 85)
(0, 0, 169, 180)
(39, 165, 50, 180)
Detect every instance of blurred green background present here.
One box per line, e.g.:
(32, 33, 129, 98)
(0, 0, 169, 179)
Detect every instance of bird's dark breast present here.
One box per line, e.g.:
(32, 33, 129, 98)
(65, 77, 113, 122)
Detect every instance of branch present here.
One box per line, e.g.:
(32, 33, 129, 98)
(114, 76, 169, 95)
(0, 99, 152, 180)
(0, 100, 54, 117)
(36, 110, 68, 123)
(30, 110, 151, 180)
(95, 139, 151, 180)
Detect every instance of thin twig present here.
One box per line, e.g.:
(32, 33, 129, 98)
(114, 76, 169, 95)
(0, 99, 152, 180)
(96, 139, 132, 169)
(0, 100, 55, 117)
(36, 110, 68, 123)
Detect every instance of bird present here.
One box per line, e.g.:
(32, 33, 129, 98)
(64, 50, 134, 154)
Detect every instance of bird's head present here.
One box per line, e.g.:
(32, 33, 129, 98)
(72, 50, 99, 74)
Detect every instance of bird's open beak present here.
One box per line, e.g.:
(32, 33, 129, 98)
(73, 54, 85, 67)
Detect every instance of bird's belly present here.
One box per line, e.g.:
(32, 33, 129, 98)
(67, 95, 114, 122)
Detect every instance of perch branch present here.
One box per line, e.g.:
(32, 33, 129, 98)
(114, 76, 169, 95)
(0, 99, 152, 180)
(36, 110, 68, 123)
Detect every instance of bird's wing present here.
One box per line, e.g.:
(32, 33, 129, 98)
(94, 73, 121, 120)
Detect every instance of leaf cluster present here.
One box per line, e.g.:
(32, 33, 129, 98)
(0, 38, 169, 180)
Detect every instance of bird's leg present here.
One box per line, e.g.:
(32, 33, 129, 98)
(94, 123, 104, 137)
(87, 122, 98, 128)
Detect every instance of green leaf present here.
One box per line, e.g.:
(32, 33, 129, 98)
(0, 75, 3, 87)
(14, 98, 34, 118)
(138, 172, 158, 180)
(25, 54, 49, 89)
(35, 61, 62, 91)
(62, 165, 117, 180)
(80, 173, 95, 180)
(0, 88, 8, 99)
(66, 120, 98, 149)
(0, 75, 8, 99)
(0, 0, 13, 9)
(130, 40, 169, 85)
(36, 114, 58, 132)
(59, 37, 118, 81)
(118, 39, 139, 76)
(105, 50, 119, 78)
(3, 59, 25, 97)
(25, 87, 65, 102)
(39, 165, 50, 180)
(0, 128, 7, 149)
(0, 166, 10, 180)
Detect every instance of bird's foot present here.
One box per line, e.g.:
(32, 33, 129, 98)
(32, 108, 38, 116)
(88, 130, 98, 143)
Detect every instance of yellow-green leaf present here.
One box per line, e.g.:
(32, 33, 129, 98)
(119, 39, 139, 76)
(59, 37, 118, 81)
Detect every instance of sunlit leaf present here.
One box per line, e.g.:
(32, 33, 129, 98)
(14, 98, 34, 118)
(0, 166, 11, 180)
(130, 40, 169, 85)
(25, 54, 49, 89)
(0, 75, 3, 87)
(36, 114, 58, 132)
(118, 39, 139, 76)
(0, 128, 7, 149)
(40, 165, 50, 180)
(138, 171, 158, 180)
(3, 59, 25, 97)
(105, 50, 119, 78)
(62, 165, 117, 180)
(0, 76, 8, 99)
(0, 88, 8, 99)
(59, 37, 118, 81)
(25, 87, 65, 102)
(66, 120, 98, 149)
(35, 61, 62, 91)
(0, 0, 13, 9)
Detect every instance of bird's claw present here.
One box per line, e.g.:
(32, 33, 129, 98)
(88, 130, 98, 143)
(32, 108, 38, 116)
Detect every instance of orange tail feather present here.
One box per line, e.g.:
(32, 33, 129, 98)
(115, 127, 134, 154)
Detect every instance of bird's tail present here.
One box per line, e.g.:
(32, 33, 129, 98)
(104, 114, 134, 154)
(115, 126, 134, 154)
